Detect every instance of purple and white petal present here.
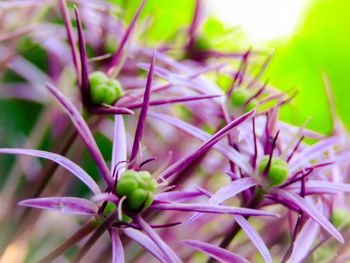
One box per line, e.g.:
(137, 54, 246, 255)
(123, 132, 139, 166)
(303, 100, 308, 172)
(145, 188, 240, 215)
(151, 202, 279, 217)
(122, 228, 167, 262)
(188, 178, 258, 223)
(157, 110, 255, 180)
(129, 51, 155, 167)
(91, 193, 119, 203)
(0, 148, 101, 194)
(19, 197, 97, 215)
(233, 215, 272, 263)
(112, 115, 127, 179)
(273, 189, 343, 243)
(149, 112, 252, 174)
(154, 191, 206, 203)
(109, 229, 124, 263)
(45, 83, 114, 190)
(135, 216, 182, 263)
(182, 240, 250, 263)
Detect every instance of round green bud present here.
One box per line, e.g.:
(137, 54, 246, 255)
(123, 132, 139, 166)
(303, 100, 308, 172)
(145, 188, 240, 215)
(116, 170, 157, 212)
(258, 156, 289, 186)
(88, 71, 123, 105)
(331, 209, 349, 228)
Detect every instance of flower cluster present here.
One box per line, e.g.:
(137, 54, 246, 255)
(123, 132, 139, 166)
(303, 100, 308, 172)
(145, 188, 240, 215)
(0, 0, 350, 263)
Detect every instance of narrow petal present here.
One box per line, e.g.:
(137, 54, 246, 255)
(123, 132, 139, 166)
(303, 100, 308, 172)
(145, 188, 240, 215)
(188, 178, 257, 223)
(182, 240, 250, 263)
(122, 228, 167, 262)
(273, 189, 343, 243)
(92, 106, 134, 115)
(45, 83, 114, 190)
(123, 94, 221, 109)
(19, 197, 97, 215)
(74, 6, 90, 105)
(112, 115, 127, 179)
(129, 51, 155, 167)
(288, 215, 320, 262)
(109, 229, 124, 263)
(154, 191, 205, 203)
(107, 0, 146, 75)
(135, 216, 182, 263)
(289, 136, 340, 174)
(157, 110, 255, 180)
(59, 0, 80, 79)
(234, 215, 272, 263)
(91, 193, 119, 203)
(151, 202, 278, 217)
(149, 112, 252, 174)
(0, 148, 101, 194)
(289, 180, 350, 194)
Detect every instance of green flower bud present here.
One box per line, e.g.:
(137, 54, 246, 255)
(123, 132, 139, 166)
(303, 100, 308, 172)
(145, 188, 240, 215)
(258, 156, 289, 186)
(116, 170, 157, 212)
(88, 71, 123, 105)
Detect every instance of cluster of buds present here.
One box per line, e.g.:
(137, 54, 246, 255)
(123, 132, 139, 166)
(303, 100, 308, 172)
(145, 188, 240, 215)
(0, 0, 349, 263)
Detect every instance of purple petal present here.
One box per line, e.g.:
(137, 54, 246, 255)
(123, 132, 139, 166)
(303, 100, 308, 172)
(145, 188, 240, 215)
(129, 51, 155, 167)
(59, 0, 80, 80)
(149, 112, 252, 174)
(91, 193, 119, 203)
(182, 240, 250, 263)
(45, 83, 114, 190)
(19, 197, 97, 215)
(233, 215, 272, 263)
(273, 189, 343, 243)
(92, 106, 134, 115)
(112, 115, 127, 179)
(106, 0, 146, 75)
(154, 191, 206, 203)
(157, 110, 255, 180)
(122, 228, 167, 262)
(135, 216, 182, 263)
(188, 178, 258, 223)
(151, 202, 278, 217)
(109, 229, 124, 263)
(289, 136, 340, 174)
(123, 94, 221, 109)
(288, 180, 350, 194)
(74, 6, 90, 105)
(288, 214, 320, 262)
(209, 178, 258, 205)
(0, 148, 101, 194)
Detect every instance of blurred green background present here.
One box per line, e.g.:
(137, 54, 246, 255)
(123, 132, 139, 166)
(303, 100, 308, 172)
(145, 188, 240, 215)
(122, 0, 350, 134)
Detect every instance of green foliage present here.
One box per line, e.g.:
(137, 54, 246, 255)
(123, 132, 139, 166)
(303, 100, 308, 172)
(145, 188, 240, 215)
(267, 0, 350, 133)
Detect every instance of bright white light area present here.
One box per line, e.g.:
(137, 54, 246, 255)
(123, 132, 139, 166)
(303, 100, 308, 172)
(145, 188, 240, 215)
(208, 0, 310, 43)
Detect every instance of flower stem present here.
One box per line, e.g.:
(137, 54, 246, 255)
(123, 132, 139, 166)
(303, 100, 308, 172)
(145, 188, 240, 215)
(71, 211, 118, 263)
(38, 220, 96, 263)
(207, 194, 261, 263)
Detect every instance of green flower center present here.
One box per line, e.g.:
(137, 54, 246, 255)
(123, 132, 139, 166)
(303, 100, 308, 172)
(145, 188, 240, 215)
(88, 71, 123, 105)
(258, 156, 289, 186)
(116, 170, 157, 212)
